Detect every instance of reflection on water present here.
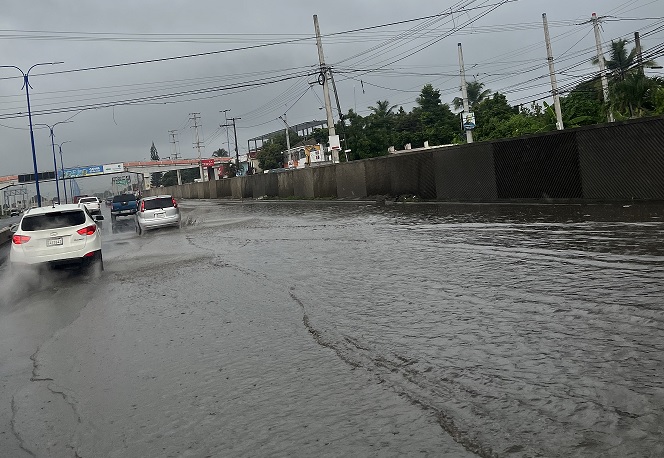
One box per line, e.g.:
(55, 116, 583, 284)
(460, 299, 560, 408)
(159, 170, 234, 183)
(209, 201, 664, 457)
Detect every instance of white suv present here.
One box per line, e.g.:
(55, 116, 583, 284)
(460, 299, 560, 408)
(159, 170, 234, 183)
(10, 204, 104, 271)
(78, 196, 101, 215)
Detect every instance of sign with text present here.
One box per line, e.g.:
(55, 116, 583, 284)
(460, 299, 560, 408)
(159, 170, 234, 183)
(103, 163, 124, 174)
(201, 159, 215, 167)
(60, 165, 103, 179)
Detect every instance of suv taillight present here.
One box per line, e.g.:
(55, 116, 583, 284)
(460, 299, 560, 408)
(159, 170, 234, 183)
(140, 200, 145, 212)
(12, 234, 31, 244)
(172, 198, 178, 208)
(77, 225, 97, 236)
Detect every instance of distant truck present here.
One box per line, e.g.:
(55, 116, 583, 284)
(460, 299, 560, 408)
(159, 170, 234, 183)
(111, 193, 138, 222)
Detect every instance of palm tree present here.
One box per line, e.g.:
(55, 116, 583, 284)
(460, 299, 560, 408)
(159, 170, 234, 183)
(367, 100, 397, 129)
(592, 39, 657, 81)
(453, 81, 491, 111)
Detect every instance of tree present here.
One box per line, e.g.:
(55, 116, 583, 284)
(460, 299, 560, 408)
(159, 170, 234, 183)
(593, 39, 657, 82)
(453, 81, 492, 111)
(212, 148, 229, 157)
(149, 142, 162, 187)
(472, 93, 519, 141)
(150, 142, 160, 161)
(414, 84, 460, 146)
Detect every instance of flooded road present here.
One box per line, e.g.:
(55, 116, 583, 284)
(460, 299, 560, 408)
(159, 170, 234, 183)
(1, 200, 663, 457)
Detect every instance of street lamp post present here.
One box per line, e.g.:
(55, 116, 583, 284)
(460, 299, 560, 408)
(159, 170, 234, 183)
(35, 121, 70, 205)
(0, 62, 63, 207)
(56, 141, 71, 204)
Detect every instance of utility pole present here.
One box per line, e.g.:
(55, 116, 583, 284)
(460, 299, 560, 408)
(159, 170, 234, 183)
(457, 43, 473, 143)
(221, 109, 231, 156)
(328, 68, 350, 161)
(635, 31, 644, 76)
(168, 130, 180, 159)
(279, 114, 291, 166)
(168, 130, 182, 185)
(592, 13, 614, 122)
(190, 113, 205, 180)
(221, 118, 241, 175)
(313, 14, 339, 163)
(543, 13, 564, 130)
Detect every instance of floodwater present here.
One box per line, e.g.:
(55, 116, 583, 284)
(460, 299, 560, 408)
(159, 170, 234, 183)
(2, 200, 663, 457)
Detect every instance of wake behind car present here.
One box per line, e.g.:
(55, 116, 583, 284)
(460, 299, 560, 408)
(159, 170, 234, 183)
(78, 196, 102, 215)
(10, 204, 104, 271)
(135, 195, 181, 234)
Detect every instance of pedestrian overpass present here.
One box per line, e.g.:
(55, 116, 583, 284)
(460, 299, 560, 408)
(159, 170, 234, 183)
(0, 157, 233, 191)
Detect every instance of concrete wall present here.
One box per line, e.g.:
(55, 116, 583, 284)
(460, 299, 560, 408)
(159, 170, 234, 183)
(141, 116, 664, 203)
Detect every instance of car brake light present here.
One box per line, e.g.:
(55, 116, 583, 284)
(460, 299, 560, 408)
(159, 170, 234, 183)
(77, 225, 97, 236)
(172, 198, 178, 208)
(84, 251, 96, 258)
(12, 234, 31, 244)
(140, 200, 145, 212)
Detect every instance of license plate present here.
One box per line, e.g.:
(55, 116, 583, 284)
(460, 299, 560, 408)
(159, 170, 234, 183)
(156, 212, 165, 218)
(47, 237, 63, 247)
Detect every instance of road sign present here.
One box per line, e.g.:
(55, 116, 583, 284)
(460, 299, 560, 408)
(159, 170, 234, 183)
(461, 112, 476, 130)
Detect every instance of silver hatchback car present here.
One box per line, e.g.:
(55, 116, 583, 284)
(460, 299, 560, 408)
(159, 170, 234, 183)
(135, 195, 181, 235)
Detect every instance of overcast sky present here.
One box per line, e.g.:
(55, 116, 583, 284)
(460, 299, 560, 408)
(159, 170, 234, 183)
(1, 0, 662, 195)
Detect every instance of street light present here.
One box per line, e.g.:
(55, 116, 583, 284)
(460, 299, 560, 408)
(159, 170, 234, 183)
(55, 141, 71, 204)
(35, 120, 71, 205)
(0, 62, 63, 207)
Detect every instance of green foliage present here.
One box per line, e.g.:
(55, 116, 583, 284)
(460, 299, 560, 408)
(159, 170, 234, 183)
(161, 168, 200, 186)
(212, 148, 229, 157)
(453, 81, 491, 110)
(257, 131, 304, 170)
(150, 142, 159, 161)
(472, 93, 519, 141)
(151, 171, 163, 187)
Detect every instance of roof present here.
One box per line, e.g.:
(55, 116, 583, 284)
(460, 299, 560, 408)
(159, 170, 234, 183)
(141, 194, 173, 200)
(24, 204, 83, 215)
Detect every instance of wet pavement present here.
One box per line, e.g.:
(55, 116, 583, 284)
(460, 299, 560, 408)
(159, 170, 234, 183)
(0, 200, 663, 457)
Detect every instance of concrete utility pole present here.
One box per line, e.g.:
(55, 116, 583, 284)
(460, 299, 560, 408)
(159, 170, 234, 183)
(190, 113, 205, 180)
(313, 14, 339, 162)
(328, 68, 350, 161)
(168, 130, 182, 185)
(635, 31, 644, 76)
(221, 109, 231, 156)
(279, 114, 291, 164)
(592, 13, 614, 122)
(168, 130, 180, 159)
(543, 13, 564, 130)
(221, 118, 241, 174)
(457, 43, 473, 143)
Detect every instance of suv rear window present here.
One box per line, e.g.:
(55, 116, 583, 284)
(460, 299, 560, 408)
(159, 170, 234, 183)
(113, 194, 136, 203)
(21, 210, 86, 231)
(143, 197, 174, 211)
(79, 197, 98, 203)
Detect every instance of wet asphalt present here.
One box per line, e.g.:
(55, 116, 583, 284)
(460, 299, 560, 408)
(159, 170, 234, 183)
(0, 200, 662, 457)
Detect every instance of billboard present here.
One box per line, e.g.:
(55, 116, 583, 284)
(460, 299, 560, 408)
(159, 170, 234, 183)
(60, 165, 104, 179)
(103, 163, 124, 174)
